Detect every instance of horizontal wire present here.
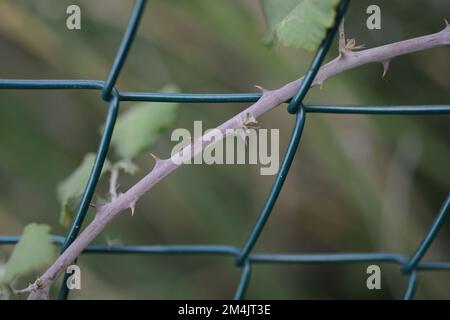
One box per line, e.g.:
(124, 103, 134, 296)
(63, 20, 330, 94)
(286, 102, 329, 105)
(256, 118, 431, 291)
(1, 235, 449, 271)
(304, 104, 450, 114)
(250, 253, 408, 265)
(119, 91, 262, 103)
(0, 81, 448, 114)
(83, 244, 240, 256)
(0, 79, 105, 90)
(416, 262, 450, 270)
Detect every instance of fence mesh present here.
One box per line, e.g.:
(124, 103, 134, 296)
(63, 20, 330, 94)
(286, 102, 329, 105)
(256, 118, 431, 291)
(1, 0, 450, 300)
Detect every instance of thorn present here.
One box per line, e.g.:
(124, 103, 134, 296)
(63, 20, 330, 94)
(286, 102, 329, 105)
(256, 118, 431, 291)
(444, 18, 449, 27)
(254, 85, 268, 93)
(89, 203, 97, 209)
(381, 60, 390, 78)
(129, 200, 136, 216)
(149, 153, 165, 168)
(149, 153, 160, 162)
(14, 283, 36, 295)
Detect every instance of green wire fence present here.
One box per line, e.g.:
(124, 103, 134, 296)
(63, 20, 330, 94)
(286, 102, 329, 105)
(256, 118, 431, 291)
(1, 0, 450, 300)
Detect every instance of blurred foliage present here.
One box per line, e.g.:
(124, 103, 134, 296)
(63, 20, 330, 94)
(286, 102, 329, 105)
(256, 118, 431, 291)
(111, 85, 179, 159)
(262, 0, 340, 51)
(57, 153, 110, 226)
(0, 223, 54, 299)
(0, 0, 449, 299)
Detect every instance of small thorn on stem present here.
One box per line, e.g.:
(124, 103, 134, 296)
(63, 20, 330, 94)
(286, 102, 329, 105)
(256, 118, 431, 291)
(149, 153, 165, 168)
(89, 203, 97, 209)
(130, 202, 136, 216)
(381, 60, 390, 78)
(444, 18, 449, 27)
(149, 153, 161, 162)
(254, 85, 268, 94)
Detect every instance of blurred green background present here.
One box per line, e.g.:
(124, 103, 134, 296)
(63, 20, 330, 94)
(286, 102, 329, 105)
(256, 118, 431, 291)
(0, 0, 449, 299)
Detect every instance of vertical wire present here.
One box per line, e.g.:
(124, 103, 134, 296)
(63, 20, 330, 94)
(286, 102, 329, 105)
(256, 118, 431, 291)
(102, 0, 147, 101)
(58, 95, 120, 299)
(235, 106, 306, 265)
(234, 262, 252, 300)
(403, 271, 417, 300)
(402, 193, 450, 273)
(235, 0, 350, 266)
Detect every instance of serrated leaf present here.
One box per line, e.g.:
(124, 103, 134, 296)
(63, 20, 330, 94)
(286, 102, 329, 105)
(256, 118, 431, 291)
(57, 153, 110, 227)
(261, 0, 339, 52)
(1, 223, 54, 284)
(111, 84, 179, 159)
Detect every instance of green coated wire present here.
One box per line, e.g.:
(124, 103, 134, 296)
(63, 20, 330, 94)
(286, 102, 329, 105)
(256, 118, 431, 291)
(102, 0, 147, 101)
(235, 0, 349, 267)
(60, 0, 147, 300)
(235, 106, 307, 268)
(57, 93, 120, 300)
(402, 193, 450, 273)
(234, 262, 251, 300)
(404, 271, 417, 300)
(287, 1, 350, 114)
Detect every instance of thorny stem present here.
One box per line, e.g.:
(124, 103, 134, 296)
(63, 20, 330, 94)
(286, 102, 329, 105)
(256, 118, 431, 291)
(28, 24, 450, 299)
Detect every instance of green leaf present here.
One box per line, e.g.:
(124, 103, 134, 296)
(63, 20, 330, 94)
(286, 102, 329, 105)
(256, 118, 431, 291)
(1, 223, 54, 284)
(57, 153, 110, 227)
(111, 85, 179, 159)
(260, 0, 299, 32)
(261, 0, 339, 52)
